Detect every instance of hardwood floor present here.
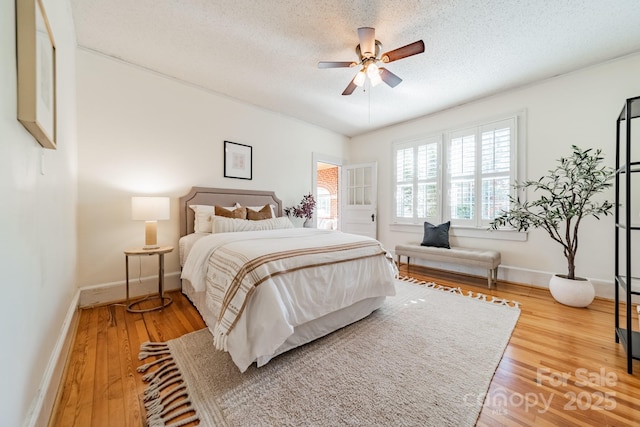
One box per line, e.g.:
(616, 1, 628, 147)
(49, 266, 640, 426)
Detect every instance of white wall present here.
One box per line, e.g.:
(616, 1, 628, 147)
(0, 0, 77, 426)
(350, 53, 640, 292)
(76, 49, 349, 292)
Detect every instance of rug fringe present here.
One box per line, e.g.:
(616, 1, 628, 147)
(147, 389, 188, 415)
(146, 384, 186, 411)
(138, 355, 173, 373)
(138, 342, 199, 427)
(138, 342, 171, 359)
(142, 361, 177, 382)
(397, 276, 520, 308)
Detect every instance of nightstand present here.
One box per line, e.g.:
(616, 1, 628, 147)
(124, 246, 174, 313)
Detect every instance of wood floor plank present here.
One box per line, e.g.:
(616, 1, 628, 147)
(51, 308, 97, 427)
(106, 305, 126, 426)
(171, 293, 206, 332)
(49, 269, 640, 427)
(90, 306, 110, 427)
(114, 304, 143, 426)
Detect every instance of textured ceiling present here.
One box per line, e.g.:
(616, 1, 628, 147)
(71, 0, 640, 137)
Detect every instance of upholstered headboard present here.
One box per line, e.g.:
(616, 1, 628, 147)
(178, 187, 283, 237)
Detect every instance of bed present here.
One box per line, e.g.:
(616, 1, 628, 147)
(178, 187, 398, 372)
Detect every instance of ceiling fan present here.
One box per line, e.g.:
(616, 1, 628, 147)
(318, 27, 425, 96)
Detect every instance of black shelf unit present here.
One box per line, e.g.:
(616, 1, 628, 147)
(615, 95, 640, 374)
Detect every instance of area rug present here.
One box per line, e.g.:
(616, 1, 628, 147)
(138, 278, 520, 427)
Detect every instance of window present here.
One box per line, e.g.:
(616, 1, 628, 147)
(393, 115, 519, 229)
(394, 135, 441, 224)
(447, 118, 515, 227)
(480, 122, 512, 222)
(316, 187, 331, 219)
(448, 131, 476, 221)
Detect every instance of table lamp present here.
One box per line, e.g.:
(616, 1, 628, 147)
(131, 196, 170, 249)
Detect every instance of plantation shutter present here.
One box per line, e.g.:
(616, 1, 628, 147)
(480, 119, 514, 224)
(393, 137, 441, 223)
(448, 130, 476, 224)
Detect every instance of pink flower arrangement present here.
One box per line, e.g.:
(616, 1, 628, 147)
(284, 193, 316, 220)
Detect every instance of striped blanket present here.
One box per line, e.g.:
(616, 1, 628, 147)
(202, 229, 390, 351)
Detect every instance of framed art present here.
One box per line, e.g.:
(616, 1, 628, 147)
(224, 141, 253, 180)
(16, 0, 57, 149)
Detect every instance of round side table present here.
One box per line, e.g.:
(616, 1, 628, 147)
(124, 246, 174, 313)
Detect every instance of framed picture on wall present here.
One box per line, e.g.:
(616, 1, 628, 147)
(224, 141, 252, 180)
(16, 0, 57, 150)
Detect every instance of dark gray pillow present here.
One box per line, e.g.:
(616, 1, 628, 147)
(421, 221, 451, 248)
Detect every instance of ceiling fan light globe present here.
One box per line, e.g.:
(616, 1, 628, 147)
(354, 71, 366, 87)
(366, 63, 383, 86)
(370, 72, 383, 87)
(366, 63, 379, 77)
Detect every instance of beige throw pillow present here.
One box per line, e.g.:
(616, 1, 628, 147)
(246, 204, 273, 221)
(214, 205, 247, 219)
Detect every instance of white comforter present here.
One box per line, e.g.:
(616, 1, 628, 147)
(181, 228, 397, 371)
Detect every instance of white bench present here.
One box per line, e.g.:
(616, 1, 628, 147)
(395, 243, 501, 289)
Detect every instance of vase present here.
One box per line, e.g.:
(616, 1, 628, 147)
(303, 218, 312, 228)
(549, 274, 595, 308)
(287, 217, 305, 228)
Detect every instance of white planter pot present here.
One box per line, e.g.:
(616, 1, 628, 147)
(549, 274, 595, 308)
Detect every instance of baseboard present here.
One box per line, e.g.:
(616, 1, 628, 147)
(78, 271, 182, 307)
(23, 289, 80, 427)
(400, 257, 639, 303)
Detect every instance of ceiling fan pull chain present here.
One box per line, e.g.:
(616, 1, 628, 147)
(368, 83, 371, 124)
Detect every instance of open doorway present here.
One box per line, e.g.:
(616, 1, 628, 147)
(315, 162, 340, 230)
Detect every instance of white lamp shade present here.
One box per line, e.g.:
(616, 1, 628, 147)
(131, 197, 170, 221)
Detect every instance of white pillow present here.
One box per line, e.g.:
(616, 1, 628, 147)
(189, 204, 236, 233)
(213, 216, 293, 233)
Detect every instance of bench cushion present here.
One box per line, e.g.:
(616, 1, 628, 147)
(395, 243, 501, 269)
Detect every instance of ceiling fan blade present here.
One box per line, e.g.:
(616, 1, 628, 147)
(379, 68, 403, 88)
(381, 40, 425, 63)
(357, 27, 376, 57)
(342, 76, 358, 96)
(318, 61, 357, 69)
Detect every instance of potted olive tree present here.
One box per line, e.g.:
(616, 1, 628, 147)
(490, 145, 614, 307)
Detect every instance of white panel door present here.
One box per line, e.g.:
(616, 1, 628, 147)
(341, 162, 377, 238)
